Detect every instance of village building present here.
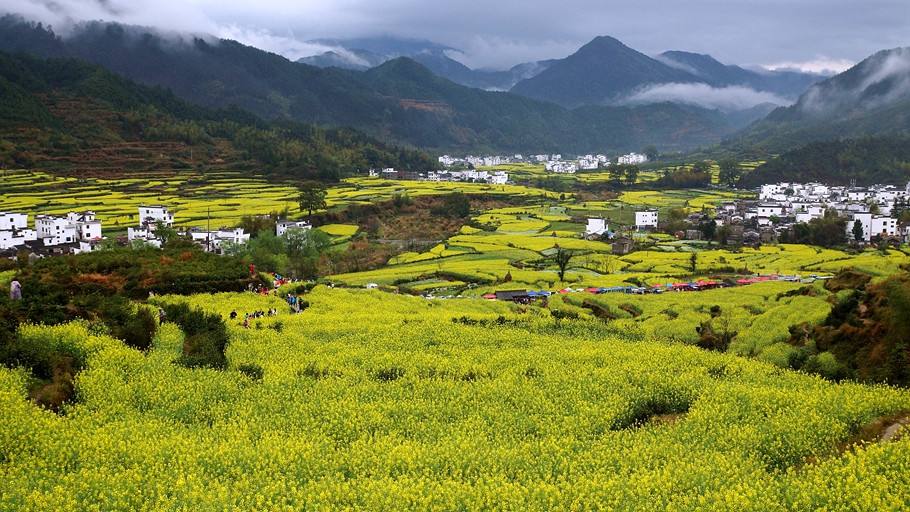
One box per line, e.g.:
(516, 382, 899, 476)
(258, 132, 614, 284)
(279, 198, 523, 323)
(634, 209, 659, 230)
(188, 227, 250, 254)
(0, 211, 102, 254)
(276, 220, 313, 237)
(585, 218, 609, 238)
(612, 237, 634, 255)
(617, 152, 648, 165)
(129, 205, 175, 247)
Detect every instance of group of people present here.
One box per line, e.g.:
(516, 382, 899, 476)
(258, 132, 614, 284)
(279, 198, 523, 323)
(229, 309, 280, 328)
(271, 273, 300, 289)
(286, 294, 305, 314)
(247, 283, 272, 296)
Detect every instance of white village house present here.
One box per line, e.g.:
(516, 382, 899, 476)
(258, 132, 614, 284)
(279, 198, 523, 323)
(0, 211, 36, 250)
(189, 227, 251, 253)
(128, 205, 176, 247)
(276, 220, 313, 237)
(635, 209, 659, 230)
(1, 211, 101, 253)
(585, 218, 609, 237)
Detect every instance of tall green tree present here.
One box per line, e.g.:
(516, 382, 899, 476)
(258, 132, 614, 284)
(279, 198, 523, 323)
(298, 183, 327, 217)
(642, 145, 659, 161)
(700, 220, 717, 245)
(623, 165, 640, 186)
(853, 219, 865, 242)
(718, 159, 742, 187)
(554, 247, 574, 282)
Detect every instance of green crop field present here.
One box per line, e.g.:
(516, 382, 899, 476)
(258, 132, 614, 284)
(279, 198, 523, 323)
(2, 287, 909, 510)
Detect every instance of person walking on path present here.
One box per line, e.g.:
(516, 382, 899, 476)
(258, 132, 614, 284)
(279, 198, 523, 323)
(9, 280, 21, 300)
(158, 308, 166, 326)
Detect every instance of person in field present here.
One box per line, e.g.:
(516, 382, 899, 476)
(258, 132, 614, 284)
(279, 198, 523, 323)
(9, 280, 22, 300)
(158, 308, 166, 325)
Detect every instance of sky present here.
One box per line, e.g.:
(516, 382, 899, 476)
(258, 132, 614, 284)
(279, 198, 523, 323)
(5, 0, 910, 72)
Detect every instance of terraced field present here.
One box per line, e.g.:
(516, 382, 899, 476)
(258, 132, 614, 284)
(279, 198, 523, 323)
(0, 171, 558, 230)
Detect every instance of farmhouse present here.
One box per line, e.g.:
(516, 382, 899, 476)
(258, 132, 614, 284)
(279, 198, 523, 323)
(188, 227, 251, 254)
(138, 205, 174, 228)
(617, 152, 648, 165)
(0, 211, 37, 250)
(277, 220, 312, 237)
(0, 211, 102, 254)
(585, 218, 608, 237)
(128, 206, 176, 247)
(612, 237, 634, 255)
(635, 209, 658, 230)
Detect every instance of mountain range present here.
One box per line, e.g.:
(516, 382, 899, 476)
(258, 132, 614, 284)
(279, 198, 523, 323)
(511, 37, 822, 109)
(303, 34, 823, 110)
(298, 36, 555, 91)
(2, 13, 910, 160)
(0, 16, 740, 153)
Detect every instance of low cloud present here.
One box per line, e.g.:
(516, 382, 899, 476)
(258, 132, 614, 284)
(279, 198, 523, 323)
(622, 83, 790, 111)
(764, 58, 855, 75)
(798, 48, 910, 114)
(216, 25, 339, 61)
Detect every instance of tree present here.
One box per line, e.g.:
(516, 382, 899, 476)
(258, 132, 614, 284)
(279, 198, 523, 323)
(154, 221, 181, 247)
(853, 219, 865, 242)
(718, 159, 742, 188)
(554, 247, 574, 282)
(700, 220, 717, 245)
(690, 161, 712, 175)
(298, 183, 327, 217)
(642, 145, 659, 161)
(609, 164, 625, 185)
(623, 165, 640, 186)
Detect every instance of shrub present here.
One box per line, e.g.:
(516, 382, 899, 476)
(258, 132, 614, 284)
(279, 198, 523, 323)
(375, 366, 406, 382)
(238, 363, 264, 381)
(804, 352, 849, 381)
(164, 303, 229, 369)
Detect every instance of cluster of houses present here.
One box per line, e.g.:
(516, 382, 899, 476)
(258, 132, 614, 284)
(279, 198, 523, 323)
(0, 210, 102, 256)
(435, 152, 650, 175)
(1, 201, 321, 260)
(689, 182, 909, 244)
(437, 155, 522, 168)
(369, 168, 509, 185)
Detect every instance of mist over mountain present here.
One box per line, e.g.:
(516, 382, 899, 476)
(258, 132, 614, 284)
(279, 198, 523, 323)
(510, 36, 699, 108)
(731, 46, 910, 152)
(510, 39, 823, 110)
(0, 15, 738, 153)
(298, 36, 555, 91)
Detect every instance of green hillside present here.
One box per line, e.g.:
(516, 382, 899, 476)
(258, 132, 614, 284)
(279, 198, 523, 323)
(0, 51, 432, 178)
(0, 16, 735, 153)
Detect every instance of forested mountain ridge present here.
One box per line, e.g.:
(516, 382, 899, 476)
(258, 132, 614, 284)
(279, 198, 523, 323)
(0, 16, 737, 153)
(740, 136, 910, 187)
(729, 47, 910, 153)
(0, 51, 432, 178)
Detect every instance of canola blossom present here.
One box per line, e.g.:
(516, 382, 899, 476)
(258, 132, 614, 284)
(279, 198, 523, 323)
(1, 287, 909, 510)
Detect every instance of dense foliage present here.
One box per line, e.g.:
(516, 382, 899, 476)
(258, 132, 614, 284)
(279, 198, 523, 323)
(0, 16, 735, 153)
(741, 136, 910, 187)
(787, 270, 910, 386)
(0, 50, 433, 178)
